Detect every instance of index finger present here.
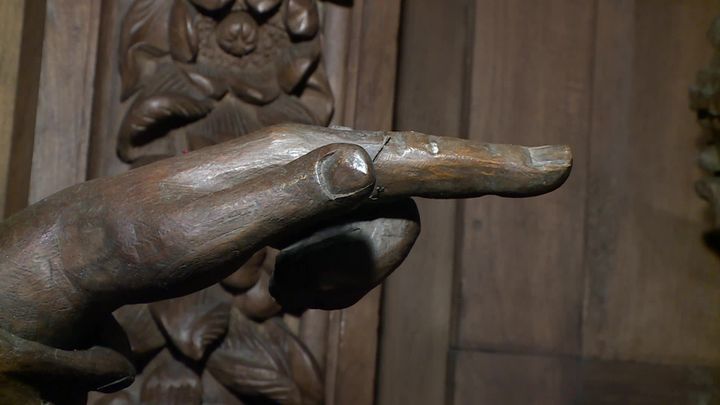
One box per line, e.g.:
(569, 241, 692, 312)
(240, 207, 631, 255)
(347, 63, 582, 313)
(141, 124, 572, 200)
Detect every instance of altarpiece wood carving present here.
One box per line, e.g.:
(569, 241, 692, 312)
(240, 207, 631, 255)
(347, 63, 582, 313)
(98, 0, 334, 403)
(0, 1, 573, 404)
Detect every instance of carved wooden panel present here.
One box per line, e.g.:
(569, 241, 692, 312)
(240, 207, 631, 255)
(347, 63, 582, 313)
(692, 15, 720, 254)
(0, 0, 399, 402)
(382, 0, 720, 403)
(115, 0, 333, 165)
(77, 0, 404, 404)
(89, 1, 333, 404)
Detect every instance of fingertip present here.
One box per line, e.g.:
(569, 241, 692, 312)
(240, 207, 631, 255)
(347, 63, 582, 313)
(315, 144, 376, 201)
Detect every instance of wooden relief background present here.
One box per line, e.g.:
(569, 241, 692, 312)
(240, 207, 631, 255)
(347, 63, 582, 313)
(3, 0, 720, 404)
(2, 0, 400, 404)
(378, 0, 720, 404)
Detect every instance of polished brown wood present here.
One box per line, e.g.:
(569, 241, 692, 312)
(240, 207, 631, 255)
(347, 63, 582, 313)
(693, 14, 720, 253)
(17, 0, 409, 402)
(90, 1, 341, 403)
(27, 0, 101, 204)
(583, 0, 720, 366)
(0, 124, 571, 403)
(452, 351, 578, 405)
(0, 0, 25, 218)
(387, 0, 720, 403)
(321, 1, 403, 404)
(3, 0, 46, 217)
(458, 0, 594, 355)
(452, 351, 720, 404)
(377, 0, 472, 404)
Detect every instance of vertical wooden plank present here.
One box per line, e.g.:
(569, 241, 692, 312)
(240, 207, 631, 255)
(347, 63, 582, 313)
(452, 351, 580, 405)
(579, 359, 720, 404)
(0, 0, 26, 218)
(456, 0, 595, 354)
(27, 0, 101, 202)
(452, 352, 720, 404)
(583, 0, 720, 365)
(323, 1, 402, 404)
(376, 0, 472, 404)
(4, 0, 45, 217)
(87, 0, 133, 180)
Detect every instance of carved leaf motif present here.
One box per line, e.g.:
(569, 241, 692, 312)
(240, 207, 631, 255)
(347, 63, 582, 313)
(142, 63, 209, 100)
(246, 0, 283, 15)
(298, 63, 334, 126)
(257, 94, 319, 127)
(117, 93, 213, 163)
(227, 66, 282, 105)
(267, 319, 323, 405)
(206, 309, 323, 405)
(202, 371, 245, 405)
(278, 38, 321, 94)
(149, 285, 232, 361)
(186, 96, 263, 146)
(186, 69, 229, 100)
(285, 0, 320, 39)
(169, 0, 200, 63)
(120, 0, 173, 99)
(113, 304, 166, 357)
(141, 350, 202, 405)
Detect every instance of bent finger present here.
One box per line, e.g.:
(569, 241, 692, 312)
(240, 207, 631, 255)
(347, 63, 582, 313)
(91, 143, 376, 305)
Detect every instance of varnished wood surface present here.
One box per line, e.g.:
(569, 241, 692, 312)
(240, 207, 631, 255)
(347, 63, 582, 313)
(452, 351, 578, 405)
(583, 0, 720, 366)
(86, 0, 133, 180)
(5, 0, 720, 402)
(457, 0, 595, 355)
(452, 351, 720, 404)
(0, 0, 25, 218)
(3, 0, 45, 217)
(323, 1, 402, 405)
(376, 0, 472, 404)
(84, 0, 404, 403)
(389, 0, 720, 403)
(26, 0, 101, 203)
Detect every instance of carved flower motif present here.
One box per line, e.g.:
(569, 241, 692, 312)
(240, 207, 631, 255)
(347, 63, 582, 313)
(116, 0, 333, 163)
(93, 1, 330, 404)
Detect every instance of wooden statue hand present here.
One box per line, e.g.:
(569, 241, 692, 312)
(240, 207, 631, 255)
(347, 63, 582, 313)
(0, 124, 571, 398)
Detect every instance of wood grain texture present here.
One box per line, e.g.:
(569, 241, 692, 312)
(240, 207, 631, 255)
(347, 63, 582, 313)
(3, 0, 45, 217)
(456, 0, 595, 354)
(452, 351, 579, 405)
(322, 1, 401, 404)
(87, 0, 133, 180)
(376, 0, 472, 404)
(579, 359, 720, 405)
(0, 0, 25, 218)
(27, 0, 101, 203)
(83, 1, 402, 402)
(452, 351, 720, 404)
(583, 0, 720, 366)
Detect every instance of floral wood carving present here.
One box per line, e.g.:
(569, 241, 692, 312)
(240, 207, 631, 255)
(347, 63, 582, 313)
(691, 16, 720, 253)
(116, 0, 333, 164)
(94, 0, 332, 403)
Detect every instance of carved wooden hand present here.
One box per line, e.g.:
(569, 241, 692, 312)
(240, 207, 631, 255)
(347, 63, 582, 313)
(0, 124, 571, 403)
